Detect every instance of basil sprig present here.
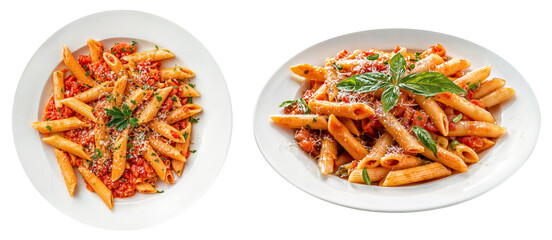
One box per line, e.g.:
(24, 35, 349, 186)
(336, 53, 466, 112)
(105, 104, 139, 131)
(279, 98, 311, 114)
(412, 126, 438, 158)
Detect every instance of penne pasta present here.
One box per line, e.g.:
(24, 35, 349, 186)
(478, 87, 516, 108)
(122, 49, 175, 62)
(160, 66, 195, 81)
(380, 162, 451, 187)
(78, 166, 114, 210)
(103, 52, 125, 77)
(410, 54, 444, 73)
(452, 143, 479, 163)
(434, 92, 494, 123)
(327, 114, 368, 160)
(348, 167, 390, 184)
(173, 122, 191, 176)
(380, 153, 426, 170)
(54, 149, 77, 197)
(420, 145, 468, 172)
(355, 132, 394, 170)
(166, 104, 202, 124)
(63, 45, 97, 87)
(176, 84, 200, 98)
(149, 119, 185, 143)
(414, 95, 449, 136)
(31, 117, 89, 133)
(318, 135, 337, 175)
(338, 117, 360, 136)
(453, 65, 491, 87)
(53, 69, 67, 109)
(87, 39, 104, 63)
(377, 104, 425, 154)
(472, 78, 506, 99)
(290, 64, 327, 81)
(434, 58, 471, 76)
(111, 128, 129, 181)
(135, 183, 158, 193)
(270, 114, 329, 130)
(448, 121, 506, 137)
(73, 82, 114, 103)
(148, 137, 186, 162)
(137, 87, 173, 124)
(60, 97, 97, 123)
(111, 75, 128, 107)
(42, 135, 91, 160)
(123, 88, 146, 111)
(308, 100, 374, 120)
(142, 143, 167, 181)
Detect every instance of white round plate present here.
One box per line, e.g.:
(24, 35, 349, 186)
(13, 10, 232, 229)
(253, 29, 540, 212)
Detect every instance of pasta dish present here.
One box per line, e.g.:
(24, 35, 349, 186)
(31, 39, 201, 209)
(271, 44, 515, 186)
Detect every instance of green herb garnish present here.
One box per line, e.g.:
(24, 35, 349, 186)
(362, 167, 371, 185)
(412, 126, 438, 158)
(366, 54, 379, 60)
(333, 62, 343, 71)
(450, 140, 460, 151)
(452, 114, 463, 123)
(105, 104, 139, 131)
(279, 98, 311, 114)
(336, 53, 466, 112)
(46, 126, 52, 132)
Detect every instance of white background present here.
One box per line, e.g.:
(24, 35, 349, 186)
(1, 0, 550, 239)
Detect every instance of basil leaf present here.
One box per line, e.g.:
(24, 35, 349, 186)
(452, 114, 463, 123)
(398, 71, 466, 96)
(450, 140, 460, 151)
(412, 126, 438, 158)
(366, 54, 379, 61)
(333, 63, 343, 71)
(336, 72, 391, 93)
(381, 86, 401, 113)
(128, 118, 139, 127)
(389, 53, 406, 83)
(362, 167, 371, 185)
(279, 100, 297, 108)
(299, 98, 311, 114)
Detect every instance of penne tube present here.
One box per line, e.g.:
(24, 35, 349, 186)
(452, 143, 479, 163)
(177, 84, 200, 98)
(420, 145, 468, 172)
(434, 58, 471, 76)
(473, 138, 495, 153)
(311, 83, 329, 101)
(380, 162, 451, 187)
(73, 82, 114, 103)
(377, 104, 425, 154)
(334, 152, 353, 167)
(53, 69, 67, 109)
(410, 54, 444, 73)
(434, 92, 494, 123)
(356, 132, 394, 169)
(87, 39, 104, 63)
(78, 166, 114, 210)
(103, 52, 125, 77)
(380, 153, 426, 170)
(123, 88, 146, 111)
(149, 119, 185, 143)
(327, 114, 368, 160)
(135, 183, 158, 193)
(478, 87, 516, 108)
(42, 135, 91, 160)
(173, 122, 191, 176)
(164, 169, 175, 184)
(148, 137, 186, 162)
(270, 114, 328, 130)
(414, 95, 449, 136)
(448, 121, 506, 137)
(137, 87, 173, 124)
(308, 100, 374, 120)
(122, 49, 175, 62)
(348, 167, 390, 184)
(60, 97, 97, 123)
(62, 45, 97, 87)
(166, 104, 202, 124)
(160, 66, 195, 81)
(111, 75, 128, 108)
(94, 122, 110, 163)
(338, 117, 360, 136)
(435, 136, 449, 149)
(289, 64, 327, 81)
(31, 117, 89, 133)
(111, 128, 129, 181)
(453, 65, 491, 87)
(54, 149, 77, 197)
(318, 135, 337, 175)
(142, 143, 167, 181)
(472, 78, 506, 99)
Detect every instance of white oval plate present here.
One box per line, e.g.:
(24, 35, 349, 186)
(13, 10, 232, 229)
(253, 29, 540, 212)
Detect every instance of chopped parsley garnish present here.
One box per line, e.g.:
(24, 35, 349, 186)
(85, 70, 91, 77)
(91, 149, 103, 161)
(190, 150, 197, 153)
(105, 104, 139, 131)
(466, 80, 481, 91)
(452, 114, 463, 123)
(333, 62, 343, 71)
(189, 117, 199, 123)
(183, 132, 189, 140)
(46, 126, 52, 132)
(366, 54, 379, 61)
(279, 98, 311, 114)
(450, 140, 460, 151)
(156, 96, 162, 102)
